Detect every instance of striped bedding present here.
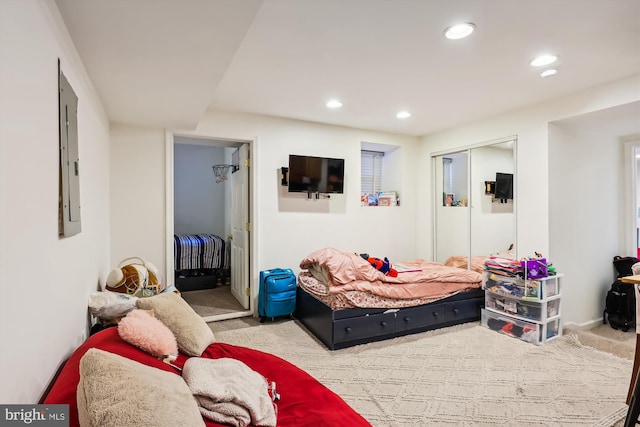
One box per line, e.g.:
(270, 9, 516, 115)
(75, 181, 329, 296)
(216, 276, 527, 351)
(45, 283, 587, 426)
(174, 234, 227, 271)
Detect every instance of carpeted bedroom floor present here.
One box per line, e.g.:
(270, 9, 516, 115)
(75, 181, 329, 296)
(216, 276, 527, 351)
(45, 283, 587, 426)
(563, 325, 635, 427)
(181, 284, 244, 317)
(209, 318, 636, 427)
(563, 324, 635, 360)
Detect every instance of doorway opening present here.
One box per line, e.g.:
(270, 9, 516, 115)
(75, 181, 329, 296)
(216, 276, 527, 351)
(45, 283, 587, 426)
(170, 134, 252, 322)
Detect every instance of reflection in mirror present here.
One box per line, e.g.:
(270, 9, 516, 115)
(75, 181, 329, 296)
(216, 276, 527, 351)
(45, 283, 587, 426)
(433, 151, 469, 265)
(433, 137, 516, 272)
(441, 152, 468, 207)
(470, 141, 515, 260)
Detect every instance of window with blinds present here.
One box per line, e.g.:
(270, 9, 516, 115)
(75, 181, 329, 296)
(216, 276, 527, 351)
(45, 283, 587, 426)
(442, 157, 453, 194)
(361, 150, 384, 195)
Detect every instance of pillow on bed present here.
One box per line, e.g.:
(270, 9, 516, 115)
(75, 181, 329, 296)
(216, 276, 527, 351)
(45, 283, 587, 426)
(118, 309, 178, 360)
(136, 292, 215, 356)
(77, 348, 205, 427)
(308, 263, 330, 284)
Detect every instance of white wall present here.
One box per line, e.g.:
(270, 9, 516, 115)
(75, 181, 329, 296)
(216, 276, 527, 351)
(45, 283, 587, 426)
(194, 112, 421, 272)
(0, 0, 110, 403)
(549, 110, 640, 326)
(110, 112, 420, 298)
(110, 124, 166, 274)
(174, 144, 227, 236)
(548, 122, 623, 326)
(380, 146, 402, 196)
(419, 74, 640, 327)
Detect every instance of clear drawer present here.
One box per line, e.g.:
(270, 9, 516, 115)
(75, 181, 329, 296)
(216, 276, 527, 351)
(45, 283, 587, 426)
(482, 271, 560, 300)
(481, 309, 560, 345)
(485, 293, 560, 322)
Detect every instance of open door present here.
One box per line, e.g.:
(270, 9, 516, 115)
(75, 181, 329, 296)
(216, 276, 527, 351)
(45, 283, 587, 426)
(230, 144, 250, 309)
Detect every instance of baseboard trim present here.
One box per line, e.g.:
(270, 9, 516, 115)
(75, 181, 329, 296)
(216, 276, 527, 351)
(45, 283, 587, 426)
(563, 317, 605, 331)
(202, 310, 253, 323)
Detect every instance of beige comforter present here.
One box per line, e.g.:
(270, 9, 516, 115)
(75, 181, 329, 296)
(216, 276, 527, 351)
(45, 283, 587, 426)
(299, 247, 482, 300)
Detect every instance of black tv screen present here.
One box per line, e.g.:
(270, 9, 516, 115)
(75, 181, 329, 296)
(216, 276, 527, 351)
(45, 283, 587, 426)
(494, 172, 513, 199)
(288, 155, 344, 194)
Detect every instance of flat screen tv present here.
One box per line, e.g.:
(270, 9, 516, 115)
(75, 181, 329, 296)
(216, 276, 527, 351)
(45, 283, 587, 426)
(494, 172, 513, 200)
(288, 154, 345, 194)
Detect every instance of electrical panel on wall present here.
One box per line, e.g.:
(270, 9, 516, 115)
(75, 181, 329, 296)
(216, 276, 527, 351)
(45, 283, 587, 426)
(58, 62, 81, 237)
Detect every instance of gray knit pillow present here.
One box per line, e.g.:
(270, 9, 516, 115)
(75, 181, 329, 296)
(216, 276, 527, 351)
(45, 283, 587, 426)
(136, 292, 215, 356)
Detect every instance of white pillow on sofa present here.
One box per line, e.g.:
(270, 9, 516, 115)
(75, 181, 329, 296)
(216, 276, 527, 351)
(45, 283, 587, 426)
(77, 348, 204, 427)
(136, 291, 215, 356)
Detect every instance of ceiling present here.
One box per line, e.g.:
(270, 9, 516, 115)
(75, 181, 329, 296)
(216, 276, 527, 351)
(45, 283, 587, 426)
(55, 0, 640, 136)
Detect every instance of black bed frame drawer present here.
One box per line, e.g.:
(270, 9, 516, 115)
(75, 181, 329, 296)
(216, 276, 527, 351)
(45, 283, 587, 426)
(396, 304, 446, 332)
(333, 312, 396, 343)
(444, 298, 483, 322)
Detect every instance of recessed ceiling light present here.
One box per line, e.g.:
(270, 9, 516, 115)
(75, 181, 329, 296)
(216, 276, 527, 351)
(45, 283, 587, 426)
(540, 68, 558, 78)
(530, 54, 557, 67)
(396, 111, 411, 119)
(326, 99, 343, 109)
(444, 23, 475, 40)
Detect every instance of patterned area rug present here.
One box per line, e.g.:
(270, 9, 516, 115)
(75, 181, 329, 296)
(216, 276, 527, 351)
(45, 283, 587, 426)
(211, 320, 631, 427)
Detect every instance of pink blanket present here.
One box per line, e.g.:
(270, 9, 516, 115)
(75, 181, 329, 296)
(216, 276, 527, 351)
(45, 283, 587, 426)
(299, 247, 482, 300)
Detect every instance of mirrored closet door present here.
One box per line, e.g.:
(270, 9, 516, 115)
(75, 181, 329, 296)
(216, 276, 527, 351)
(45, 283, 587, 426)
(433, 150, 469, 265)
(432, 136, 517, 270)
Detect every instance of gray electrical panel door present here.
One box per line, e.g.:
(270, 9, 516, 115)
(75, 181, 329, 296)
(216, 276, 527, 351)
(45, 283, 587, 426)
(59, 71, 81, 237)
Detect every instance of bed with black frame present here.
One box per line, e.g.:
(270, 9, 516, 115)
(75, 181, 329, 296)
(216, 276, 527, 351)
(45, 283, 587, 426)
(294, 247, 485, 350)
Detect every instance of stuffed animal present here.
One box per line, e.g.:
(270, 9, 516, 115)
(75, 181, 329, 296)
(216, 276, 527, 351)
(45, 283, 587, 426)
(105, 257, 164, 297)
(359, 253, 398, 277)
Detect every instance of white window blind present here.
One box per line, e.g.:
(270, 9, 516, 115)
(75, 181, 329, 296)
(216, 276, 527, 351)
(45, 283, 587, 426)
(443, 157, 453, 194)
(361, 150, 384, 195)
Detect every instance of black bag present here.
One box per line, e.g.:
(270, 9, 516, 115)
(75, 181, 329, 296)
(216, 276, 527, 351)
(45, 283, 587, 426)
(613, 255, 639, 278)
(603, 281, 635, 332)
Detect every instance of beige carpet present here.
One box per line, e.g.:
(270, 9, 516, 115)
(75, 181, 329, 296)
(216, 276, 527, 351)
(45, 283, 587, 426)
(210, 319, 632, 427)
(564, 324, 635, 360)
(181, 285, 244, 317)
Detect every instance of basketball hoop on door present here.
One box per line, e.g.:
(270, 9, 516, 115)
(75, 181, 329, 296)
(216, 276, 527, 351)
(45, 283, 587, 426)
(212, 164, 233, 183)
